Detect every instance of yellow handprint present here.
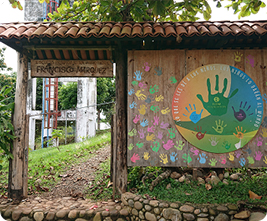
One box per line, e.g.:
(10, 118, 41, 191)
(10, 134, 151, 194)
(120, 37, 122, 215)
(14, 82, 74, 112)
(155, 95, 164, 102)
(263, 156, 267, 164)
(161, 107, 170, 115)
(144, 152, 150, 160)
(228, 152, 234, 161)
(261, 128, 267, 138)
(233, 126, 246, 139)
(160, 154, 168, 164)
(135, 89, 147, 101)
(234, 51, 243, 62)
(146, 133, 155, 141)
(138, 104, 147, 115)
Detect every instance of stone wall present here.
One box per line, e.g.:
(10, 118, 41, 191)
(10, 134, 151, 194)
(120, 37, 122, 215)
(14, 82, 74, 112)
(0, 193, 266, 221)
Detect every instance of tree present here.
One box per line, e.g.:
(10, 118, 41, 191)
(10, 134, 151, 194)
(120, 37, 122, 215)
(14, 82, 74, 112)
(37, 0, 266, 22)
(0, 48, 15, 170)
(97, 78, 115, 128)
(58, 82, 77, 110)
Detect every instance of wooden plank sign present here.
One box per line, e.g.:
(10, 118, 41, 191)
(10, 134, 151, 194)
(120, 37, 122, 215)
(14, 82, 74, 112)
(127, 49, 267, 168)
(31, 60, 113, 78)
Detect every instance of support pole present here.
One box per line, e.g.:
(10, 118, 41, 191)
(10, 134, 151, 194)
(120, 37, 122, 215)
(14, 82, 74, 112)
(8, 51, 29, 200)
(115, 43, 127, 194)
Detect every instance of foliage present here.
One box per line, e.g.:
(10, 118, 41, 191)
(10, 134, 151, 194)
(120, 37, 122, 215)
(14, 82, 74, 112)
(127, 167, 267, 204)
(36, 0, 267, 22)
(97, 78, 116, 125)
(58, 82, 77, 110)
(0, 73, 16, 104)
(0, 48, 13, 72)
(0, 86, 15, 164)
(8, 0, 23, 10)
(0, 131, 111, 196)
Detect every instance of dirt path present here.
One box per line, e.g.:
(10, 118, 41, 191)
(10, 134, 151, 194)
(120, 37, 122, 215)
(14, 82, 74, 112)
(29, 145, 111, 200)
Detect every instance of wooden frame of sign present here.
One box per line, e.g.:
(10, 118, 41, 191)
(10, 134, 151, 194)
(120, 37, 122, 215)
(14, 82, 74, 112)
(31, 60, 113, 78)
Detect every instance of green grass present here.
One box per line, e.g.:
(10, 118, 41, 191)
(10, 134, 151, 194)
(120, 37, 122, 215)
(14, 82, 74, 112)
(0, 130, 111, 196)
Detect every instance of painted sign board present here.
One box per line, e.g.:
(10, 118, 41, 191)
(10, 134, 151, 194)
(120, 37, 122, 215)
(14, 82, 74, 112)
(127, 49, 267, 168)
(31, 60, 113, 78)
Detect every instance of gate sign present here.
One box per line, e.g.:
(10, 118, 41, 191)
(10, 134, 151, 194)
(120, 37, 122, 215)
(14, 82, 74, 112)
(172, 64, 263, 153)
(31, 60, 113, 78)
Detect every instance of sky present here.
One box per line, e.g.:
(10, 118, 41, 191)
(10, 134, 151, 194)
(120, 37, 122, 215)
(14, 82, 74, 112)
(0, 0, 267, 72)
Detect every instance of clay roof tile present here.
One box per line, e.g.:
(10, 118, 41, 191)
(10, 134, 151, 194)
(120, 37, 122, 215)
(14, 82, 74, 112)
(0, 27, 16, 39)
(143, 23, 153, 36)
(174, 23, 187, 35)
(42, 26, 57, 37)
(240, 24, 255, 35)
(121, 23, 132, 37)
(229, 24, 245, 35)
(31, 26, 48, 38)
(186, 25, 199, 36)
(99, 23, 113, 36)
(163, 23, 176, 37)
(54, 26, 68, 37)
(153, 23, 164, 36)
(110, 23, 123, 36)
(197, 25, 209, 35)
(132, 23, 142, 37)
(66, 26, 79, 37)
(76, 26, 88, 38)
(208, 25, 221, 35)
(219, 24, 232, 35)
(252, 24, 267, 35)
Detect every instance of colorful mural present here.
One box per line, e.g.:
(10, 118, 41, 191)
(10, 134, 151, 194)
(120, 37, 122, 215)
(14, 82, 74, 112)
(127, 50, 267, 168)
(172, 64, 263, 153)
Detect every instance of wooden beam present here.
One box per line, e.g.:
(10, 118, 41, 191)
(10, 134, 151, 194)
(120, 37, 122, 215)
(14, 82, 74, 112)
(24, 45, 115, 51)
(115, 43, 128, 194)
(8, 51, 29, 201)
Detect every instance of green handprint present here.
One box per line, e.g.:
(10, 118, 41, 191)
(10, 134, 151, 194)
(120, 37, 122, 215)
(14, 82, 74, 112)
(149, 85, 159, 94)
(182, 153, 192, 163)
(151, 141, 160, 152)
(209, 158, 217, 166)
(247, 156, 254, 164)
(174, 140, 185, 150)
(136, 142, 144, 148)
(167, 128, 176, 139)
(128, 143, 134, 150)
(213, 120, 227, 134)
(132, 81, 138, 86)
(128, 128, 137, 136)
(197, 75, 238, 116)
(150, 105, 160, 113)
(170, 76, 177, 84)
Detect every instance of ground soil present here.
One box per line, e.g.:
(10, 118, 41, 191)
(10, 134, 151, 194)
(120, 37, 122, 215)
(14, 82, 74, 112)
(27, 145, 111, 200)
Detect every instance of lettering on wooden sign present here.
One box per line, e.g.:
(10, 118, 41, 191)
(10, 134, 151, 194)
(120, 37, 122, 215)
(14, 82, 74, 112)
(31, 60, 113, 77)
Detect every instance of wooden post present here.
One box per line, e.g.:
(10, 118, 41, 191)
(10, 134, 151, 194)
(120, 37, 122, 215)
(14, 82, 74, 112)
(8, 52, 29, 200)
(115, 43, 128, 194)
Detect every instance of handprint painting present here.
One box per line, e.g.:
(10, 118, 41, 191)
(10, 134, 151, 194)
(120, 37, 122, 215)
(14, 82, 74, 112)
(172, 64, 263, 153)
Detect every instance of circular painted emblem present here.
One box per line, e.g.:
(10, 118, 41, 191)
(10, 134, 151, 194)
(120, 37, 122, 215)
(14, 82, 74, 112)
(172, 64, 263, 153)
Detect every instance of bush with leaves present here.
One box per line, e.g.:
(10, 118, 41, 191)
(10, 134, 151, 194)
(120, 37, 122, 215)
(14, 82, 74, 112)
(0, 86, 15, 169)
(58, 82, 77, 110)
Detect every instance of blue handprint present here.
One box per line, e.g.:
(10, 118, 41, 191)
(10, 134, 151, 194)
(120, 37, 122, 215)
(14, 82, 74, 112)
(128, 89, 135, 95)
(197, 153, 208, 164)
(134, 71, 142, 81)
(170, 152, 178, 162)
(129, 101, 137, 109)
(239, 157, 246, 167)
(145, 95, 154, 104)
(140, 119, 148, 127)
(154, 66, 162, 76)
(182, 104, 203, 124)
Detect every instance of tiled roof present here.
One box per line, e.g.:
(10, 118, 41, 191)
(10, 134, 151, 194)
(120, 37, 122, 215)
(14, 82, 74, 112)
(1, 20, 267, 40)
